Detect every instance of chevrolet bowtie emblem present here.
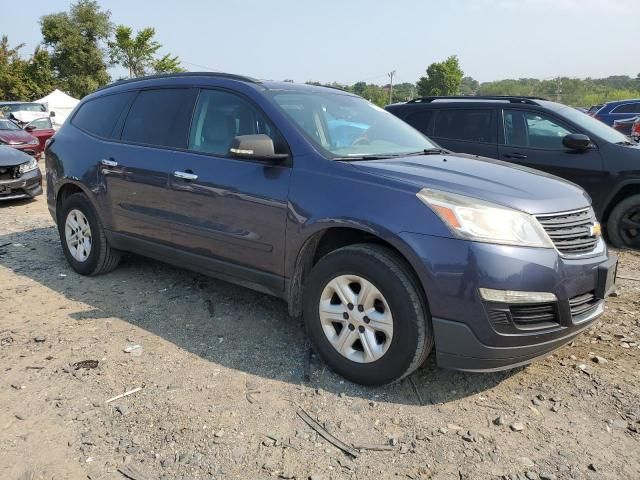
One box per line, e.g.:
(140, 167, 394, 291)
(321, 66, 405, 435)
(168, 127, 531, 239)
(590, 222, 602, 237)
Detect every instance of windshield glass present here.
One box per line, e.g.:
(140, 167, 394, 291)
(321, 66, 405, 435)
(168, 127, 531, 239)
(558, 105, 631, 144)
(0, 119, 20, 131)
(267, 90, 436, 158)
(0, 103, 45, 113)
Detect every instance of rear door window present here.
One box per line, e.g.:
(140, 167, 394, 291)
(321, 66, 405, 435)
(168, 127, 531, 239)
(121, 88, 197, 148)
(503, 109, 573, 149)
(72, 92, 135, 138)
(433, 109, 496, 143)
(404, 110, 433, 135)
(611, 103, 640, 114)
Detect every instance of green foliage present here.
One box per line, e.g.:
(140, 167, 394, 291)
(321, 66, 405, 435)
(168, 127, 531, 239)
(460, 76, 479, 96)
(152, 54, 184, 74)
(40, 0, 113, 97)
(417, 55, 464, 96)
(25, 47, 57, 98)
(109, 26, 160, 77)
(0, 35, 30, 100)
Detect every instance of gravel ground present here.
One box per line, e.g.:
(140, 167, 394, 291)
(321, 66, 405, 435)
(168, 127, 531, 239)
(0, 191, 639, 480)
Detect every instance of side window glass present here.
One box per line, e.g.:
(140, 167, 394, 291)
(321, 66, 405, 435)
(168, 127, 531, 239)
(122, 89, 197, 148)
(612, 103, 638, 114)
(189, 90, 285, 156)
(434, 109, 495, 143)
(29, 118, 52, 129)
(504, 110, 572, 149)
(72, 92, 135, 138)
(404, 110, 433, 135)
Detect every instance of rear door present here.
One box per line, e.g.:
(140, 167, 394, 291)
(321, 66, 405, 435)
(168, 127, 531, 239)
(100, 88, 197, 244)
(498, 108, 606, 204)
(431, 107, 499, 158)
(24, 117, 55, 152)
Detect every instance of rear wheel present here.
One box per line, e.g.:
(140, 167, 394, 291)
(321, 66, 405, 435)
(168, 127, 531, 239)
(607, 194, 640, 249)
(58, 193, 121, 275)
(303, 244, 433, 385)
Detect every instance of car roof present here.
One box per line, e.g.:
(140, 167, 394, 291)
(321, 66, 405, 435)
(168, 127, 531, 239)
(386, 96, 567, 111)
(0, 101, 44, 105)
(603, 98, 640, 106)
(95, 72, 358, 97)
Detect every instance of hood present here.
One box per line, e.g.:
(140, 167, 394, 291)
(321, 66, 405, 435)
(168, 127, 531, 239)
(0, 145, 33, 166)
(10, 111, 47, 123)
(0, 129, 38, 145)
(352, 153, 591, 215)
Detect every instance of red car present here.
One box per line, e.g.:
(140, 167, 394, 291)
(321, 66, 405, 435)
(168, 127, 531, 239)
(0, 117, 53, 156)
(633, 118, 640, 142)
(23, 117, 56, 153)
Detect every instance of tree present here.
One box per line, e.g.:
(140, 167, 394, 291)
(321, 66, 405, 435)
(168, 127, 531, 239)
(460, 76, 479, 96)
(0, 35, 30, 100)
(40, 0, 112, 97)
(25, 47, 57, 99)
(109, 26, 159, 77)
(417, 55, 464, 97)
(152, 53, 184, 74)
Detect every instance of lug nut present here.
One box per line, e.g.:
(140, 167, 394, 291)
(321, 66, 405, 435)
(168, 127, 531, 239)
(348, 323, 355, 331)
(343, 312, 349, 320)
(358, 326, 365, 333)
(357, 305, 364, 312)
(363, 316, 370, 324)
(347, 303, 354, 310)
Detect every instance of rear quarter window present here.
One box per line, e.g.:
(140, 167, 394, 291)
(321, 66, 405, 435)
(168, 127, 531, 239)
(433, 109, 496, 143)
(404, 110, 433, 135)
(611, 103, 640, 114)
(72, 92, 135, 138)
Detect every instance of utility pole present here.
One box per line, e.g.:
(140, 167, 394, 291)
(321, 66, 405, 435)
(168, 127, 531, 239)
(556, 77, 562, 103)
(388, 70, 396, 104)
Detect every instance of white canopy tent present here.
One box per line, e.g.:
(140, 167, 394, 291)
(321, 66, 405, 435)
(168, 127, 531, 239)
(35, 89, 80, 127)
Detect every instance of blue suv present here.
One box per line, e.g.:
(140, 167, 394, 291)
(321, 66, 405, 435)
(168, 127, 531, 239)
(592, 99, 640, 126)
(46, 73, 617, 385)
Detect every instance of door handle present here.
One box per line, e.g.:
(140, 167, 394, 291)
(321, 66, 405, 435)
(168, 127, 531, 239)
(100, 158, 118, 167)
(504, 153, 527, 160)
(173, 171, 198, 181)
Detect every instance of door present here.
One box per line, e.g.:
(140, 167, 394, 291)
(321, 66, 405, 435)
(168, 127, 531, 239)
(101, 88, 197, 244)
(167, 89, 292, 284)
(431, 108, 499, 158)
(498, 108, 606, 206)
(24, 117, 55, 152)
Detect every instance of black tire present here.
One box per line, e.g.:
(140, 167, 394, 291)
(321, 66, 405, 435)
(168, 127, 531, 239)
(607, 194, 640, 249)
(58, 193, 121, 275)
(303, 244, 433, 386)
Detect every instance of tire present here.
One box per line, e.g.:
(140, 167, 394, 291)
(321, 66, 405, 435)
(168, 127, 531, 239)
(58, 192, 121, 275)
(606, 194, 640, 249)
(303, 244, 433, 386)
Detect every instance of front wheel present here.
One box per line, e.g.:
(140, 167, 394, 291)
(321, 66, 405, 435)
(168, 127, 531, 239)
(607, 194, 640, 249)
(303, 244, 433, 385)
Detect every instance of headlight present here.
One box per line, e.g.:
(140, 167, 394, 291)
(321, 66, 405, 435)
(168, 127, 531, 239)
(18, 158, 38, 174)
(28, 137, 39, 145)
(416, 188, 553, 248)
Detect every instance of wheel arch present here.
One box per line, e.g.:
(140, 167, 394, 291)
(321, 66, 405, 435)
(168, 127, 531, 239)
(601, 181, 640, 223)
(286, 224, 427, 318)
(54, 180, 105, 226)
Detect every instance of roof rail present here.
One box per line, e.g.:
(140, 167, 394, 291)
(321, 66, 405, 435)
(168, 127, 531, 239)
(406, 95, 546, 105)
(97, 72, 260, 92)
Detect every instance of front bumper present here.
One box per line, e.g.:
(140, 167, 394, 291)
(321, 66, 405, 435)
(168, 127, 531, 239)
(0, 168, 42, 200)
(399, 232, 616, 371)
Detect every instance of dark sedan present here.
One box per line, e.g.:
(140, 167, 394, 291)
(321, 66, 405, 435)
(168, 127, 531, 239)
(0, 145, 42, 200)
(0, 118, 41, 155)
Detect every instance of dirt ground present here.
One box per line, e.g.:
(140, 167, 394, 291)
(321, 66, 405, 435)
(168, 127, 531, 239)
(1, 188, 639, 480)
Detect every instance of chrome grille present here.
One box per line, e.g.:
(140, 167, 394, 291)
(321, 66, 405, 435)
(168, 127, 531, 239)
(536, 208, 598, 255)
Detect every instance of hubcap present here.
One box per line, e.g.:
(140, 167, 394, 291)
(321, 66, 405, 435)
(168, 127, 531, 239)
(319, 275, 393, 363)
(619, 206, 640, 248)
(65, 209, 92, 262)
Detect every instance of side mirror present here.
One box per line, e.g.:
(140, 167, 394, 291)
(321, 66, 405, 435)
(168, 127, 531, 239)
(49, 111, 56, 117)
(563, 133, 592, 151)
(25, 125, 36, 131)
(229, 134, 288, 161)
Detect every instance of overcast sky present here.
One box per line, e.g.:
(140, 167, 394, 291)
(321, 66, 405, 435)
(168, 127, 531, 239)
(1, 0, 638, 85)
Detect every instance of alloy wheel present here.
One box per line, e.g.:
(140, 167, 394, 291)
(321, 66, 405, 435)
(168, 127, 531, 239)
(65, 209, 92, 262)
(318, 274, 393, 363)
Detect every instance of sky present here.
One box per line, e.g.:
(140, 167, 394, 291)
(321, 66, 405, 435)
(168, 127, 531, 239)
(1, 0, 638, 85)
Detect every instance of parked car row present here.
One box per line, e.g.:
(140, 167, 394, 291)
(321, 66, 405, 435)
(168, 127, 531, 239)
(42, 73, 618, 386)
(0, 117, 55, 156)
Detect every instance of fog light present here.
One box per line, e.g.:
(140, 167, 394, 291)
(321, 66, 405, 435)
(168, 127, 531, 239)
(479, 288, 557, 304)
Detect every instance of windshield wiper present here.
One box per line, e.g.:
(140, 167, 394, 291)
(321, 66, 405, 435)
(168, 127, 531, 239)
(334, 154, 402, 161)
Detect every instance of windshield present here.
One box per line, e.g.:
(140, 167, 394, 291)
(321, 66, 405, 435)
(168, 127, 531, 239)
(0, 119, 20, 131)
(0, 103, 46, 113)
(558, 105, 631, 144)
(267, 90, 437, 158)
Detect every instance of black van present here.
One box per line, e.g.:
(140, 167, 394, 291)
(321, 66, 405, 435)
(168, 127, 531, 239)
(386, 96, 640, 249)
